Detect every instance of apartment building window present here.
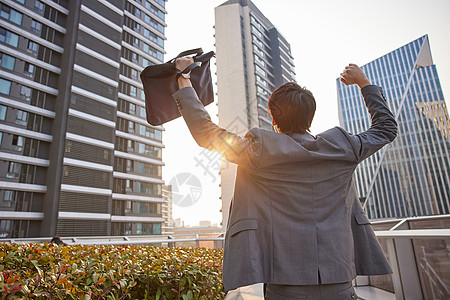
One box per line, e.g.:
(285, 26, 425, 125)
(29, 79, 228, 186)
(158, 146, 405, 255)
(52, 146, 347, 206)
(126, 179, 132, 192)
(251, 25, 262, 39)
(127, 140, 134, 152)
(253, 44, 264, 57)
(253, 35, 263, 48)
(133, 36, 139, 47)
(143, 28, 164, 47)
(12, 135, 24, 151)
(136, 181, 159, 195)
(128, 120, 134, 133)
(142, 57, 150, 67)
(0, 28, 19, 47)
(133, 22, 140, 32)
(15, 110, 28, 126)
(14, 0, 25, 4)
(34, 0, 45, 14)
(20, 86, 32, 101)
(0, 4, 23, 25)
(131, 52, 138, 63)
(126, 159, 133, 172)
(27, 41, 39, 56)
(0, 78, 11, 95)
(130, 85, 137, 97)
(255, 64, 266, 76)
(255, 57, 266, 69)
(145, 2, 165, 21)
(134, 7, 141, 18)
(131, 69, 138, 80)
(258, 97, 268, 108)
(139, 106, 146, 118)
(103, 149, 109, 160)
(138, 124, 145, 136)
(63, 165, 69, 176)
(154, 0, 165, 8)
(2, 190, 15, 207)
(256, 75, 267, 87)
(0, 53, 15, 70)
(0, 132, 3, 146)
(143, 43, 163, 61)
(144, 15, 164, 34)
(129, 102, 136, 115)
(24, 63, 35, 77)
(7, 162, 21, 179)
(136, 162, 161, 176)
(257, 86, 269, 97)
(30, 20, 42, 33)
(0, 105, 6, 120)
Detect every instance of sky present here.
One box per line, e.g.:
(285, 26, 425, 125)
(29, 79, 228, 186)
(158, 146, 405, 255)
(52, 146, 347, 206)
(161, 0, 450, 227)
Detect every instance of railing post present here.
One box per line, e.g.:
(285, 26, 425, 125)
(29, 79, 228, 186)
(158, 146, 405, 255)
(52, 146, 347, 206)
(392, 222, 423, 300)
(168, 236, 174, 248)
(386, 238, 404, 300)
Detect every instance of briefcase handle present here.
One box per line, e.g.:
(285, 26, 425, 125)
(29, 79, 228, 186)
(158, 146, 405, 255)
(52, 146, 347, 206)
(175, 61, 202, 79)
(175, 48, 203, 59)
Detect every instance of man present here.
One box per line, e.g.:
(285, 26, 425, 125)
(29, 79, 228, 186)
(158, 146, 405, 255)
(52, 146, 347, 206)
(172, 58, 397, 299)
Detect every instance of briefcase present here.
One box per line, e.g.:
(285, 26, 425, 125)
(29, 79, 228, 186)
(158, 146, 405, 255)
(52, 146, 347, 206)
(140, 48, 215, 126)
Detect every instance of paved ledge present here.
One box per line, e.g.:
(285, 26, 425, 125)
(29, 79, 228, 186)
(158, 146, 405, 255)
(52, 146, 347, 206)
(354, 286, 396, 300)
(224, 284, 263, 299)
(224, 284, 396, 300)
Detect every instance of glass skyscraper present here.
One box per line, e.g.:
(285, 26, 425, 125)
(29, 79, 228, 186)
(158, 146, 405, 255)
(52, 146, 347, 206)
(0, 0, 167, 238)
(337, 35, 450, 219)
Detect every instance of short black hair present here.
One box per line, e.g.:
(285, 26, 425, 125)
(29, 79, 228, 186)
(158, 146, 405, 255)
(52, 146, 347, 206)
(268, 82, 316, 134)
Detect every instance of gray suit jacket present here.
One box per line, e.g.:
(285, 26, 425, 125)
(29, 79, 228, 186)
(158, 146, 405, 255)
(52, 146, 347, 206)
(172, 85, 397, 291)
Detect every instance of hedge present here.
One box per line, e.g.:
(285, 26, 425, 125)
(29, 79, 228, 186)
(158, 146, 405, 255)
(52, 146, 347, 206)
(0, 243, 225, 299)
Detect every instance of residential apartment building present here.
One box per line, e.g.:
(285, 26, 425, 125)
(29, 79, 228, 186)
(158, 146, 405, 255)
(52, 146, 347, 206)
(161, 184, 173, 235)
(214, 0, 296, 228)
(337, 35, 450, 219)
(0, 0, 167, 238)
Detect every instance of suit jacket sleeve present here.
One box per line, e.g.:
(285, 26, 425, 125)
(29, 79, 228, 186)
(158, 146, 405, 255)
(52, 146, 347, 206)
(172, 87, 262, 168)
(342, 85, 398, 162)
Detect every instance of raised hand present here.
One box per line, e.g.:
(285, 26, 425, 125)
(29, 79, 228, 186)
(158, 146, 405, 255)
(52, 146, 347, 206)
(340, 64, 371, 88)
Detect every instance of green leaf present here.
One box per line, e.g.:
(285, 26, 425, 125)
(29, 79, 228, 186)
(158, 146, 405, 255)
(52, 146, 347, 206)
(156, 287, 161, 300)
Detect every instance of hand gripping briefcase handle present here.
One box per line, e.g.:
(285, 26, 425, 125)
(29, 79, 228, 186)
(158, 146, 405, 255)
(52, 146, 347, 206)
(140, 48, 215, 126)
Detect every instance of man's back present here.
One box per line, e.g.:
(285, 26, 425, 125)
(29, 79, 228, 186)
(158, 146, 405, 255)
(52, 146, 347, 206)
(172, 60, 397, 294)
(223, 126, 366, 288)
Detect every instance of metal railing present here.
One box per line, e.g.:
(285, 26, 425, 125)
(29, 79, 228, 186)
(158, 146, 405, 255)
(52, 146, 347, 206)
(0, 233, 225, 248)
(365, 214, 450, 300)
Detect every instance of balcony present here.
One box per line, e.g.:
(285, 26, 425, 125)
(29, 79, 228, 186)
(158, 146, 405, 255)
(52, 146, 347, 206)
(1, 215, 449, 299)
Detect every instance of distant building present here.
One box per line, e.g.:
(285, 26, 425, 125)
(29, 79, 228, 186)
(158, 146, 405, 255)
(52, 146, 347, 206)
(174, 218, 183, 228)
(161, 184, 174, 235)
(337, 35, 450, 219)
(214, 0, 296, 229)
(0, 0, 167, 237)
(199, 220, 212, 227)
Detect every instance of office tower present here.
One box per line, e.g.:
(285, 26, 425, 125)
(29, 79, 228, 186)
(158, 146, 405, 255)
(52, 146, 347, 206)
(0, 0, 167, 238)
(215, 0, 296, 228)
(161, 184, 174, 235)
(337, 35, 450, 219)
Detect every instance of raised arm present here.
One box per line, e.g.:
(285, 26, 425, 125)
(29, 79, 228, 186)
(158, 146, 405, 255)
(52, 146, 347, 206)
(172, 57, 262, 168)
(340, 64, 398, 162)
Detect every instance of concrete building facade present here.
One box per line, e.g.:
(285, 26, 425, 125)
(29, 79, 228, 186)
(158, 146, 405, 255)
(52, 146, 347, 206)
(0, 0, 167, 238)
(214, 0, 296, 228)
